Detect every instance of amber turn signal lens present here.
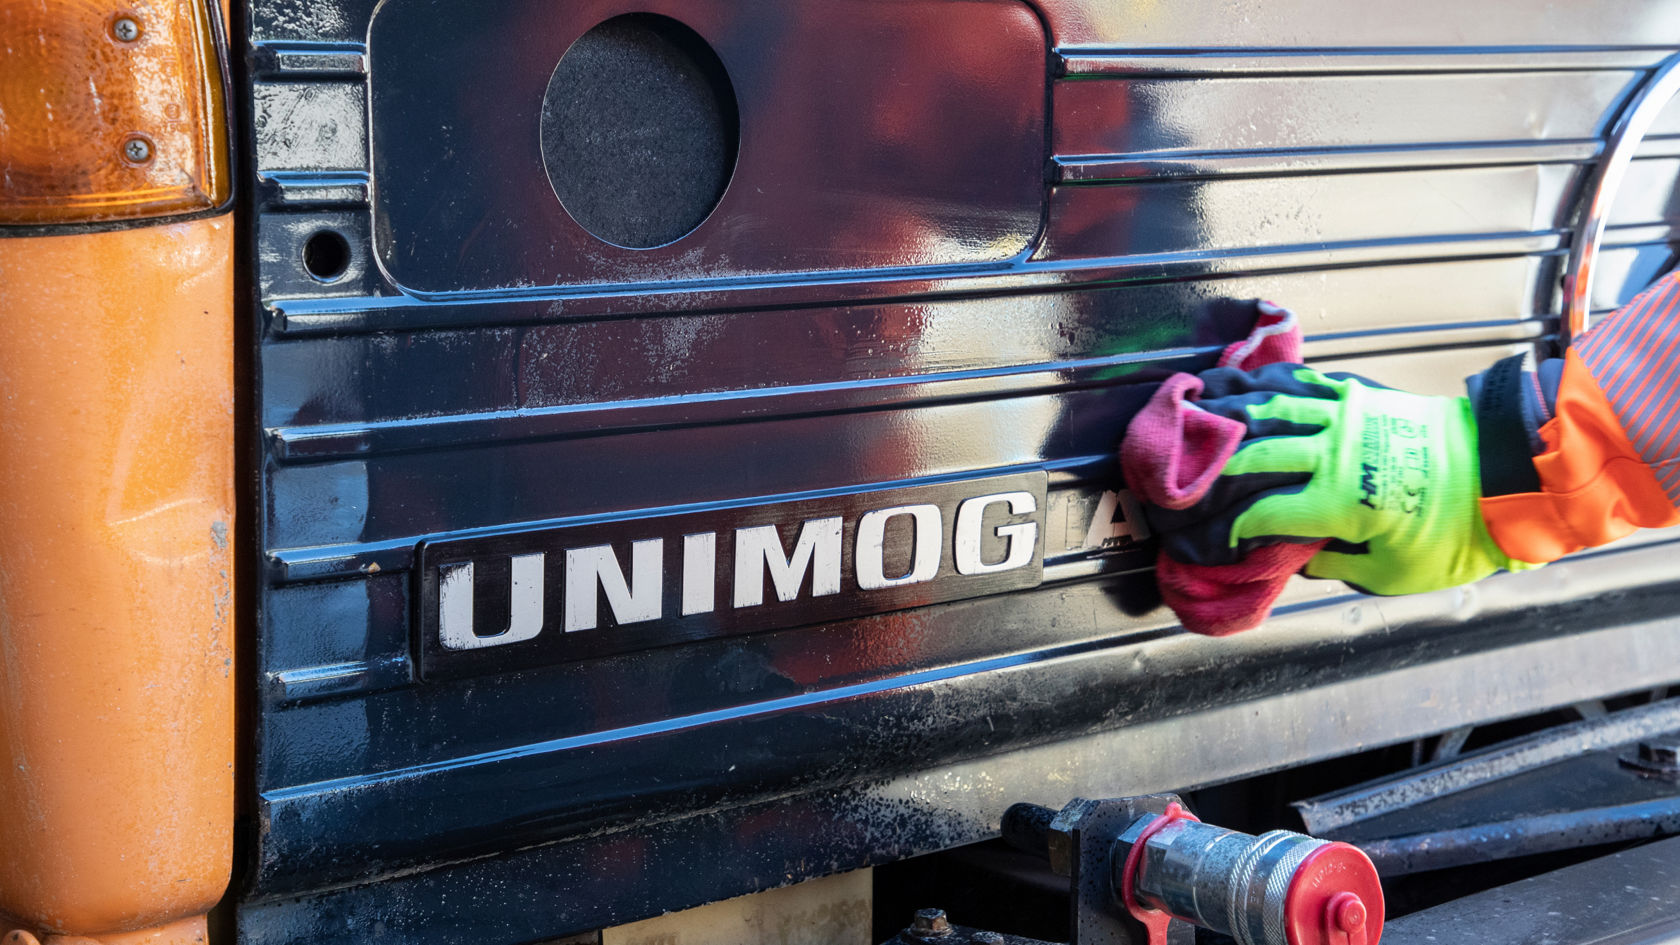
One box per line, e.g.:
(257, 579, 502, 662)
(0, 0, 229, 226)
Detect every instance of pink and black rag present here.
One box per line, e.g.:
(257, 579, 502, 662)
(1119, 301, 1327, 636)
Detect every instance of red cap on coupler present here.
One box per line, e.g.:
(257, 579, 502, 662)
(1283, 843, 1385, 945)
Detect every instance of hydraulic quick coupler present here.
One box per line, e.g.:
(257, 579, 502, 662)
(1002, 796, 1384, 945)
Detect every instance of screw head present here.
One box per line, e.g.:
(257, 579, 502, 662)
(911, 908, 952, 937)
(122, 135, 153, 164)
(111, 15, 141, 41)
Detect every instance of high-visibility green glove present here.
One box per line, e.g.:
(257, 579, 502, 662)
(1153, 363, 1541, 595)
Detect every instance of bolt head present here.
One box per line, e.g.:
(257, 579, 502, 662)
(111, 16, 141, 41)
(1621, 741, 1680, 779)
(911, 908, 952, 936)
(123, 136, 152, 164)
(1640, 742, 1680, 767)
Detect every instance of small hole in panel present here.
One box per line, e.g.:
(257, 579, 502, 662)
(302, 230, 352, 282)
(540, 14, 739, 249)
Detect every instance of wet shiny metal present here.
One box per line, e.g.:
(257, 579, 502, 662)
(237, 0, 1680, 941)
(366, 0, 1047, 295)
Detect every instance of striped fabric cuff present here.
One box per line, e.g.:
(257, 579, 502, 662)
(1576, 271, 1680, 507)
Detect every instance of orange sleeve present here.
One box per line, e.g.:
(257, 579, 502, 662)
(1480, 349, 1680, 563)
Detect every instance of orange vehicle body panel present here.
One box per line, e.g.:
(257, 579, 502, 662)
(0, 217, 235, 941)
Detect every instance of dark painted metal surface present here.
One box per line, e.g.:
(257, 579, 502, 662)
(240, 1, 1680, 942)
(1382, 835, 1680, 945)
(1360, 797, 1680, 876)
(1297, 698, 1680, 836)
(239, 546, 1680, 943)
(368, 0, 1047, 294)
(1300, 699, 1680, 875)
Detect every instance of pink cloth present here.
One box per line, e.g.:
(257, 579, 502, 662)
(1120, 300, 1321, 636)
(1122, 374, 1245, 510)
(1155, 542, 1327, 637)
(1217, 300, 1302, 369)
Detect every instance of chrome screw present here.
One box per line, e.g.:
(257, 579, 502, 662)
(123, 137, 152, 163)
(112, 16, 140, 41)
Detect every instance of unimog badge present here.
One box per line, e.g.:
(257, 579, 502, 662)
(417, 472, 1046, 678)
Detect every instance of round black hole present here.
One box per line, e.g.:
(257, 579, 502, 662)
(302, 230, 352, 282)
(540, 14, 739, 249)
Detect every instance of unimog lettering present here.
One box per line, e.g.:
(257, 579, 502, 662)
(417, 473, 1048, 678)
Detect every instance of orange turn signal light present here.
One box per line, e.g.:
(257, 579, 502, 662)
(0, 0, 229, 226)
